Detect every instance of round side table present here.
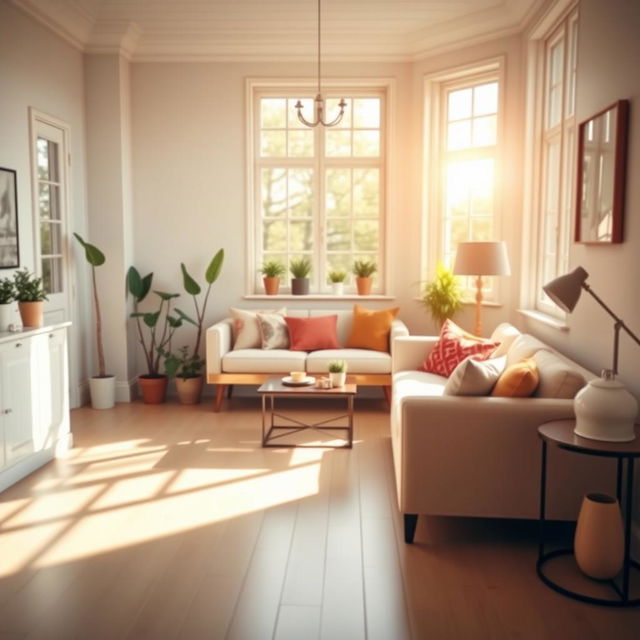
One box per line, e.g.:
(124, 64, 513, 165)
(537, 419, 640, 606)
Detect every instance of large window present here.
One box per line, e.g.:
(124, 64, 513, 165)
(251, 85, 386, 294)
(532, 7, 578, 315)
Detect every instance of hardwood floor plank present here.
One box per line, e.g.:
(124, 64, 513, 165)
(274, 605, 321, 640)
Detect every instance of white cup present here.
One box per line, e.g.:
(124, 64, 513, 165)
(290, 371, 306, 383)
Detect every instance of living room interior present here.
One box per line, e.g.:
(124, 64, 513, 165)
(0, 0, 639, 637)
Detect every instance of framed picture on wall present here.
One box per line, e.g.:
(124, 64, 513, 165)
(0, 167, 19, 268)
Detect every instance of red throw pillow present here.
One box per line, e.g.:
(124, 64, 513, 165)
(421, 319, 500, 377)
(285, 315, 341, 351)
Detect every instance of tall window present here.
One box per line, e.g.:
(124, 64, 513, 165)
(535, 8, 578, 314)
(251, 86, 385, 294)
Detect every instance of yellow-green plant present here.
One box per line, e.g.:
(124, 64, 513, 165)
(420, 263, 464, 328)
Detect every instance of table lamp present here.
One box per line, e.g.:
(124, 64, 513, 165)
(543, 266, 639, 441)
(453, 241, 511, 337)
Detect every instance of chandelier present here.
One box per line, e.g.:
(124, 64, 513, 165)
(295, 0, 347, 127)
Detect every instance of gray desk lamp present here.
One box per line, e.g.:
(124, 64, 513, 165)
(543, 266, 639, 441)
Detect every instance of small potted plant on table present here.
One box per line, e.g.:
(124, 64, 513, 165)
(328, 360, 347, 387)
(290, 257, 312, 295)
(13, 268, 47, 327)
(0, 277, 15, 331)
(328, 269, 347, 295)
(261, 260, 285, 295)
(352, 259, 377, 296)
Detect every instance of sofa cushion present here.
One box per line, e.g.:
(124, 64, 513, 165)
(506, 334, 549, 366)
(492, 358, 539, 397)
(257, 312, 290, 349)
(490, 323, 521, 357)
(444, 355, 506, 396)
(309, 309, 353, 346)
(346, 305, 399, 352)
(222, 349, 306, 373)
(306, 349, 391, 374)
(285, 315, 340, 350)
(393, 370, 447, 402)
(230, 307, 286, 350)
(421, 319, 499, 377)
(533, 350, 586, 399)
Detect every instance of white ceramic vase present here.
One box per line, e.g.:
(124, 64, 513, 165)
(0, 303, 15, 331)
(331, 282, 344, 296)
(329, 371, 346, 387)
(574, 370, 638, 442)
(89, 375, 116, 410)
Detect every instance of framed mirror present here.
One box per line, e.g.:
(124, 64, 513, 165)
(575, 99, 629, 244)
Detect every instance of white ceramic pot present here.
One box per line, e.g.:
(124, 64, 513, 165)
(329, 371, 346, 388)
(331, 282, 344, 296)
(574, 370, 638, 442)
(0, 303, 15, 331)
(89, 375, 116, 410)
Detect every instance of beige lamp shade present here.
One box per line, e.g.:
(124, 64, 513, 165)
(453, 241, 511, 276)
(542, 266, 589, 313)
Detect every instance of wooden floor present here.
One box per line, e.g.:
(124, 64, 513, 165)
(0, 396, 638, 639)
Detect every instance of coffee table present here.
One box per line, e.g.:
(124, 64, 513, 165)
(257, 376, 356, 448)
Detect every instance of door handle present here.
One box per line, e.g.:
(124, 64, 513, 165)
(3, 409, 12, 415)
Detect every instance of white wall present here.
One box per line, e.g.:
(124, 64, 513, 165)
(0, 2, 89, 406)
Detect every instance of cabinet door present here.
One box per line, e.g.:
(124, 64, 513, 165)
(0, 340, 34, 466)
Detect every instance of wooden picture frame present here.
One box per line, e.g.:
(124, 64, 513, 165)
(0, 167, 20, 268)
(575, 99, 629, 244)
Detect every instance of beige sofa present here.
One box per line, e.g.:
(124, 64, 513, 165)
(207, 308, 408, 411)
(391, 323, 615, 543)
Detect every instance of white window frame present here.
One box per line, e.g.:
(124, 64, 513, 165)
(423, 58, 505, 302)
(246, 78, 394, 297)
(521, 2, 579, 320)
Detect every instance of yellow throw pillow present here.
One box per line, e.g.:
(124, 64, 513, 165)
(491, 358, 540, 397)
(346, 305, 399, 352)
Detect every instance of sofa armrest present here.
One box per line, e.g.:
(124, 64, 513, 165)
(392, 335, 437, 373)
(206, 318, 233, 375)
(390, 319, 409, 356)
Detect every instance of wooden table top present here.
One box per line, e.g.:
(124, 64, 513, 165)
(257, 376, 357, 396)
(538, 420, 640, 457)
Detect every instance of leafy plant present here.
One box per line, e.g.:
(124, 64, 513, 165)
(127, 266, 183, 377)
(420, 263, 464, 328)
(328, 359, 347, 373)
(328, 269, 347, 283)
(352, 259, 377, 278)
(290, 257, 312, 278)
(167, 249, 224, 378)
(261, 260, 286, 278)
(74, 233, 108, 377)
(13, 268, 48, 302)
(0, 278, 15, 305)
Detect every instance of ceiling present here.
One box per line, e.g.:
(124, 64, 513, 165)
(12, 0, 545, 61)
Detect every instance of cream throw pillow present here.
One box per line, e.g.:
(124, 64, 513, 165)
(444, 356, 507, 396)
(533, 350, 586, 399)
(230, 307, 286, 350)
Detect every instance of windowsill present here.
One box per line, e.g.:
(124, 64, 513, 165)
(517, 308, 569, 331)
(244, 294, 396, 301)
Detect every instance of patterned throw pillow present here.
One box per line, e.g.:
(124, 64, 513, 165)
(230, 307, 286, 350)
(420, 319, 500, 377)
(256, 312, 290, 349)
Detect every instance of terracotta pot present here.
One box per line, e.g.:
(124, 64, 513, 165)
(18, 301, 44, 327)
(291, 277, 309, 295)
(355, 277, 372, 296)
(138, 375, 168, 404)
(574, 493, 624, 580)
(176, 375, 204, 404)
(263, 276, 280, 295)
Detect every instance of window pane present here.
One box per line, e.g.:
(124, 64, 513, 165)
(288, 130, 314, 157)
(547, 40, 564, 128)
(289, 169, 313, 217)
(327, 220, 351, 251)
(37, 138, 59, 181)
(353, 98, 380, 128)
(42, 257, 62, 294)
(326, 130, 351, 156)
(446, 218, 469, 254)
(470, 218, 492, 241)
(473, 83, 498, 116)
(290, 221, 313, 252)
(472, 115, 497, 147)
(447, 120, 471, 151)
(261, 131, 286, 157)
(448, 89, 472, 121)
(326, 169, 351, 216)
(353, 169, 379, 215)
(262, 169, 287, 217)
(326, 254, 352, 283)
(354, 220, 378, 251)
(40, 222, 61, 256)
(261, 98, 286, 128)
(353, 130, 380, 157)
(264, 220, 287, 251)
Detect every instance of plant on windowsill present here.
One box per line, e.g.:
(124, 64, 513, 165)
(0, 277, 16, 332)
(328, 269, 347, 296)
(420, 263, 464, 329)
(261, 260, 286, 295)
(74, 233, 116, 410)
(290, 257, 312, 295)
(127, 266, 183, 404)
(13, 268, 48, 328)
(162, 249, 224, 404)
(352, 259, 377, 296)
(328, 359, 347, 387)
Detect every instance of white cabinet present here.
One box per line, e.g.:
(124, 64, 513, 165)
(0, 323, 71, 492)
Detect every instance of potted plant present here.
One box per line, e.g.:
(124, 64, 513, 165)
(352, 259, 377, 295)
(164, 249, 224, 404)
(74, 233, 116, 409)
(328, 360, 347, 387)
(261, 259, 285, 295)
(328, 269, 347, 295)
(127, 266, 183, 404)
(0, 277, 15, 331)
(290, 257, 311, 295)
(420, 263, 464, 329)
(13, 268, 47, 327)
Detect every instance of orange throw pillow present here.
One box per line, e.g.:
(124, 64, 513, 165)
(285, 315, 340, 351)
(346, 305, 399, 352)
(491, 358, 540, 397)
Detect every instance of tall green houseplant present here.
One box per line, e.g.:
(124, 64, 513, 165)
(420, 263, 464, 328)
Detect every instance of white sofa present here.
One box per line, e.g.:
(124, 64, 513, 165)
(207, 308, 408, 411)
(391, 323, 615, 543)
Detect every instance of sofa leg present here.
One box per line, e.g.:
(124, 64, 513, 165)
(226, 385, 234, 399)
(404, 513, 418, 544)
(214, 385, 226, 412)
(383, 385, 392, 408)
